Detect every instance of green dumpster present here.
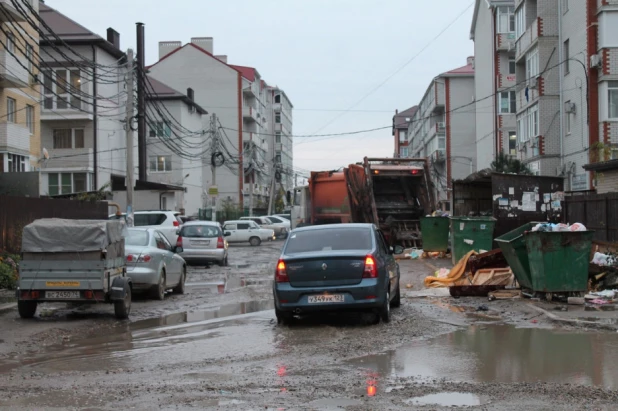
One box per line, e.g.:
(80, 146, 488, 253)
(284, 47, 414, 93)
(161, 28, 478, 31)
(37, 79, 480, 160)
(496, 223, 594, 297)
(450, 217, 496, 265)
(420, 217, 450, 252)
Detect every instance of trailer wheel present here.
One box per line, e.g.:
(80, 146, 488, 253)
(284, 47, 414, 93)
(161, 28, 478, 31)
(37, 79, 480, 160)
(114, 283, 131, 319)
(18, 301, 37, 319)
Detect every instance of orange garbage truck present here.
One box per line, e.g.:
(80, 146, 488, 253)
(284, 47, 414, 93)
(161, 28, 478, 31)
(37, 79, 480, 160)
(289, 157, 435, 247)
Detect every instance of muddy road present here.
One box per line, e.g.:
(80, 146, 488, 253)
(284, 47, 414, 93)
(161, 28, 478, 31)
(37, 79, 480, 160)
(1, 242, 618, 410)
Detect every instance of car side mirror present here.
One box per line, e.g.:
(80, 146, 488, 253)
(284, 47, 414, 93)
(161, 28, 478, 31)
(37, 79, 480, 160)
(224, 232, 231, 237)
(175, 246, 183, 254)
(392, 245, 405, 255)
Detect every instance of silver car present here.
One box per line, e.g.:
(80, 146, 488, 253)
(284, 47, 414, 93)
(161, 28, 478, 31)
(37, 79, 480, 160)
(125, 228, 187, 300)
(176, 221, 229, 266)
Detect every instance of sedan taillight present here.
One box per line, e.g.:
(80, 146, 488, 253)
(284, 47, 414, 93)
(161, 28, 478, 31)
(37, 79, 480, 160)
(127, 254, 151, 263)
(217, 236, 225, 249)
(362, 255, 378, 278)
(275, 259, 289, 283)
(176, 236, 183, 248)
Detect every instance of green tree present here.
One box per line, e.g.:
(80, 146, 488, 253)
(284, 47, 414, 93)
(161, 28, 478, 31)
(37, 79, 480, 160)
(491, 152, 532, 175)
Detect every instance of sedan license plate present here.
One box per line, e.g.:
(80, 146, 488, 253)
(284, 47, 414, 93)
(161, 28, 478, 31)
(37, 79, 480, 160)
(45, 291, 80, 299)
(308, 294, 344, 304)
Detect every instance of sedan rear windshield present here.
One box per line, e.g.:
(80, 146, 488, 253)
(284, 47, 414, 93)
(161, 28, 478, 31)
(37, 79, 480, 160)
(180, 225, 221, 238)
(284, 227, 373, 254)
(134, 213, 166, 226)
(126, 230, 149, 246)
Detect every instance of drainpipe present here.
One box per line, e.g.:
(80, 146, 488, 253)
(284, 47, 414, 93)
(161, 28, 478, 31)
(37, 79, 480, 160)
(558, 0, 565, 181)
(91, 45, 98, 189)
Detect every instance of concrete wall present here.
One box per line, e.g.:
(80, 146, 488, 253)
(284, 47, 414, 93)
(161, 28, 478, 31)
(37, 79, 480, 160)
(112, 190, 179, 213)
(473, 1, 496, 169)
(148, 45, 242, 205)
(449, 76, 477, 183)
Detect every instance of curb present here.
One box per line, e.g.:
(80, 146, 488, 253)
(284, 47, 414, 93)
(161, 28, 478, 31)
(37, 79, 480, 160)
(0, 302, 16, 313)
(529, 304, 618, 331)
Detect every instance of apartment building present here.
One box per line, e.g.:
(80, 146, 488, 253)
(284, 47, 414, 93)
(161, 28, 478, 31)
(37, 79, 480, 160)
(407, 58, 476, 205)
(0, 0, 40, 175)
(270, 87, 294, 191)
(38, 3, 127, 195)
(470, 0, 517, 169)
(392, 106, 418, 158)
(142, 77, 208, 215)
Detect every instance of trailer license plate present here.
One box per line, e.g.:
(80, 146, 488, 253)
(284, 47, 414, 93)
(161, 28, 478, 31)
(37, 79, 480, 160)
(308, 295, 344, 303)
(45, 291, 80, 299)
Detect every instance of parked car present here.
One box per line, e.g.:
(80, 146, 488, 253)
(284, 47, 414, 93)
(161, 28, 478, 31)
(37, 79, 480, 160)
(265, 215, 291, 231)
(109, 211, 183, 245)
(222, 220, 275, 246)
(176, 221, 229, 266)
(240, 216, 288, 239)
(273, 223, 403, 325)
(274, 213, 291, 221)
(125, 228, 187, 300)
(178, 215, 198, 224)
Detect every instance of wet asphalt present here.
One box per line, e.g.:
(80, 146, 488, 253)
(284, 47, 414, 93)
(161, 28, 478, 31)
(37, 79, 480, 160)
(0, 242, 618, 410)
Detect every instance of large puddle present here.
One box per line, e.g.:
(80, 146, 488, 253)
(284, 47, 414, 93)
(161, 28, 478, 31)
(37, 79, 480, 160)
(349, 324, 618, 389)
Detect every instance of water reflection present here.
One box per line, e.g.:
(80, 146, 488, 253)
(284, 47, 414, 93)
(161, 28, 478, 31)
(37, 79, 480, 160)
(349, 325, 618, 389)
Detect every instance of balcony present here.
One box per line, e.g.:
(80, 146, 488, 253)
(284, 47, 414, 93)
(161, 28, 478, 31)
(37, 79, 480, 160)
(243, 106, 258, 122)
(45, 148, 94, 169)
(0, 50, 29, 88)
(496, 32, 516, 52)
(497, 74, 516, 90)
(275, 142, 282, 151)
(0, 122, 30, 153)
(430, 149, 446, 164)
(41, 97, 94, 121)
(243, 83, 259, 98)
(0, 0, 27, 22)
(516, 18, 539, 60)
(273, 103, 282, 112)
(426, 82, 445, 115)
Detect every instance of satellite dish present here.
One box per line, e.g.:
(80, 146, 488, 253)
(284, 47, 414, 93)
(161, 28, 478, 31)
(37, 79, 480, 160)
(42, 148, 49, 160)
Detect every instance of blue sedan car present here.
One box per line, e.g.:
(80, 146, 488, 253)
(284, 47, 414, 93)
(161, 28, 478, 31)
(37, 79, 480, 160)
(273, 223, 404, 325)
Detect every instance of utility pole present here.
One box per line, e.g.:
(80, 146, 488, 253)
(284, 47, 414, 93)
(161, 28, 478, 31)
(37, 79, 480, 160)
(125, 49, 135, 227)
(267, 162, 277, 215)
(248, 143, 254, 216)
(210, 114, 219, 222)
(136, 22, 147, 182)
(294, 173, 298, 187)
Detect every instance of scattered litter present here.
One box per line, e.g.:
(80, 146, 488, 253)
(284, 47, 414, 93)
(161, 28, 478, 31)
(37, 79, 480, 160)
(435, 268, 450, 279)
(476, 305, 489, 312)
(406, 284, 413, 289)
(590, 299, 612, 305)
(463, 239, 474, 245)
(586, 290, 618, 300)
(592, 252, 618, 267)
(488, 290, 521, 301)
(531, 222, 587, 232)
(408, 249, 423, 259)
(531, 319, 538, 324)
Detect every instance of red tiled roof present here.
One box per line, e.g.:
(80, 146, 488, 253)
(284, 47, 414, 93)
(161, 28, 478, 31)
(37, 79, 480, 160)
(229, 65, 256, 82)
(393, 106, 418, 129)
(445, 64, 474, 75)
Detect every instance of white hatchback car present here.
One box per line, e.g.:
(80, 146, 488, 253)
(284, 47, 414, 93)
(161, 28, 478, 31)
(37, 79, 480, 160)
(222, 220, 275, 246)
(110, 211, 183, 245)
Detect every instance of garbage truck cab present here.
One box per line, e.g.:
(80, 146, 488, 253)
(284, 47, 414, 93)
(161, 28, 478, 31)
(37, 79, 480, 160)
(289, 185, 309, 230)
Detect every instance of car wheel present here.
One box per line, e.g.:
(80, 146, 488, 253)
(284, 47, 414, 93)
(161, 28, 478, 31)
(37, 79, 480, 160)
(275, 308, 293, 325)
(249, 236, 261, 246)
(17, 301, 37, 319)
(114, 284, 131, 319)
(151, 270, 166, 300)
(391, 283, 401, 308)
(380, 290, 391, 324)
(173, 267, 186, 294)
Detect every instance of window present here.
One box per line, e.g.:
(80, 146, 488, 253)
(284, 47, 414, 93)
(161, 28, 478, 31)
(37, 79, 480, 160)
(609, 81, 618, 119)
(25, 44, 33, 76)
(275, 132, 281, 143)
(149, 121, 171, 139)
(237, 223, 250, 230)
(53, 129, 84, 149)
(6, 32, 14, 53)
(526, 48, 539, 79)
(73, 173, 87, 192)
(275, 95, 281, 103)
(47, 172, 90, 195)
(6, 98, 15, 123)
(149, 155, 172, 172)
(509, 132, 517, 155)
(509, 57, 516, 75)
(564, 40, 570, 74)
(275, 113, 281, 124)
(400, 146, 408, 157)
(528, 104, 539, 138)
(565, 101, 572, 135)
(284, 227, 372, 254)
(400, 130, 407, 141)
(134, 213, 167, 226)
(275, 151, 281, 164)
(7, 154, 26, 172)
(517, 114, 527, 143)
(497, 6, 515, 34)
(26, 105, 34, 134)
(42, 69, 82, 110)
(223, 224, 237, 231)
(515, 5, 526, 38)
(499, 91, 516, 114)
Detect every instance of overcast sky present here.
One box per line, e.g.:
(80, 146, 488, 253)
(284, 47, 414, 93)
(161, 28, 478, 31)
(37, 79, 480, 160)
(46, 0, 475, 178)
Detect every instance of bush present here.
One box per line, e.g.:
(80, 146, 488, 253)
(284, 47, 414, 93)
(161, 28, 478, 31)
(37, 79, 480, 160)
(0, 253, 19, 290)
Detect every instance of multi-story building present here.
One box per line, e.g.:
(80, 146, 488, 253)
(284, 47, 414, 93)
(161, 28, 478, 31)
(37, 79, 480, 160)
(270, 87, 294, 191)
(143, 77, 208, 215)
(408, 58, 476, 207)
(0, 0, 40, 176)
(392, 106, 418, 158)
(38, 3, 127, 195)
(470, 0, 517, 169)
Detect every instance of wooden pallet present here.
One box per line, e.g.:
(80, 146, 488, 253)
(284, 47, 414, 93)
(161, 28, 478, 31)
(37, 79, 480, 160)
(471, 268, 513, 286)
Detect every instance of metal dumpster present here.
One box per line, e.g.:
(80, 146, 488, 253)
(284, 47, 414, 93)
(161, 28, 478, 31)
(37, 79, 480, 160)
(450, 217, 496, 265)
(496, 222, 594, 300)
(420, 216, 450, 252)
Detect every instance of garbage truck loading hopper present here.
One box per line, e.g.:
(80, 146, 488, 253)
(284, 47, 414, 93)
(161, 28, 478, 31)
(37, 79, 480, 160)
(308, 170, 353, 225)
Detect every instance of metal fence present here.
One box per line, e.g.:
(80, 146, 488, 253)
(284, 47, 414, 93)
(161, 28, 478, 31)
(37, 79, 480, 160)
(0, 196, 108, 254)
(564, 192, 618, 242)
